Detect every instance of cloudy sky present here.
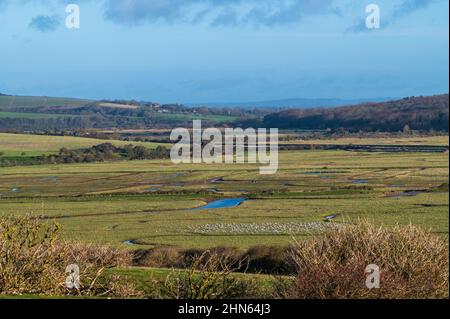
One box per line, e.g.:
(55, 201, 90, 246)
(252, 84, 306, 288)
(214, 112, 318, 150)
(0, 0, 448, 103)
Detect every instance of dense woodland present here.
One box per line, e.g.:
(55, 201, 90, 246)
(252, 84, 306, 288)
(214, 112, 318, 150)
(263, 95, 449, 132)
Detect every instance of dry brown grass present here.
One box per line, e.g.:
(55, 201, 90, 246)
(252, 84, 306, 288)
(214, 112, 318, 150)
(0, 215, 139, 297)
(279, 221, 449, 299)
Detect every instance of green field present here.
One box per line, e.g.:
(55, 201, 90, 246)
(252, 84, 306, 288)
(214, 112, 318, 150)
(0, 112, 82, 120)
(285, 135, 450, 146)
(0, 133, 166, 157)
(0, 95, 93, 110)
(153, 112, 238, 123)
(1, 143, 448, 249)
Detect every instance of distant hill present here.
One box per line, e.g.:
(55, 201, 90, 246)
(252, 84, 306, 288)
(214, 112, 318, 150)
(263, 94, 449, 132)
(0, 94, 157, 112)
(0, 94, 242, 131)
(2, 92, 448, 132)
(0, 95, 93, 110)
(186, 97, 393, 109)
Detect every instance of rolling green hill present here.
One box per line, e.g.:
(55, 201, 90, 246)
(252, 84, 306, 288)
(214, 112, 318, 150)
(0, 93, 240, 131)
(0, 112, 82, 119)
(0, 95, 93, 111)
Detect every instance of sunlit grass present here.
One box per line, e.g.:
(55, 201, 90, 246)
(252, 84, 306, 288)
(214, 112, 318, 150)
(0, 149, 447, 249)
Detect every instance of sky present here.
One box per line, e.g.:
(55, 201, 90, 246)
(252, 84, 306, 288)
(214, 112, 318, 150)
(0, 0, 448, 104)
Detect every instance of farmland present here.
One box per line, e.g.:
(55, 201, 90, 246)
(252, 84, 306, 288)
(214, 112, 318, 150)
(0, 95, 93, 110)
(283, 135, 449, 146)
(0, 135, 448, 250)
(0, 112, 81, 120)
(0, 133, 165, 157)
(1, 0, 448, 299)
(152, 112, 238, 123)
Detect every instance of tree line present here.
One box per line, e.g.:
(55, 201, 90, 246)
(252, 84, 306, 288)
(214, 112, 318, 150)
(0, 143, 170, 167)
(263, 94, 449, 132)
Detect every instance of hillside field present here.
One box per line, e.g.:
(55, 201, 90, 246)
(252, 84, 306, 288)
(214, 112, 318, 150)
(0, 95, 93, 110)
(0, 133, 166, 157)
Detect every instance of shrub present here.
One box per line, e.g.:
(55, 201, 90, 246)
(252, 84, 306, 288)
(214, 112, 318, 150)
(64, 242, 132, 268)
(245, 245, 295, 275)
(135, 246, 182, 268)
(0, 215, 138, 297)
(279, 221, 449, 299)
(133, 245, 295, 275)
(0, 215, 63, 295)
(181, 248, 205, 262)
(150, 250, 259, 299)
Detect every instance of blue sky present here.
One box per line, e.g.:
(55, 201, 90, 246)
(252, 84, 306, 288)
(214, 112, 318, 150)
(0, 0, 448, 103)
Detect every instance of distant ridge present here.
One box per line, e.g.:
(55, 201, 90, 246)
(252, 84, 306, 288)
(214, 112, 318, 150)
(186, 97, 394, 109)
(1, 92, 393, 110)
(0, 94, 94, 110)
(263, 94, 449, 132)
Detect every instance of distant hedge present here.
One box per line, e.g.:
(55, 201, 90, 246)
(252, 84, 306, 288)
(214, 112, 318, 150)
(0, 143, 170, 167)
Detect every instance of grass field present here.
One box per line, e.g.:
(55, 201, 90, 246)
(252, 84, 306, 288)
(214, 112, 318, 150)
(0, 112, 82, 120)
(0, 266, 279, 299)
(1, 144, 447, 249)
(0, 95, 93, 110)
(0, 133, 167, 157)
(108, 266, 278, 296)
(284, 135, 449, 146)
(153, 112, 238, 123)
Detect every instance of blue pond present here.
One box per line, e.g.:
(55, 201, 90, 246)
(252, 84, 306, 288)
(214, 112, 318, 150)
(352, 180, 369, 184)
(192, 198, 246, 210)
